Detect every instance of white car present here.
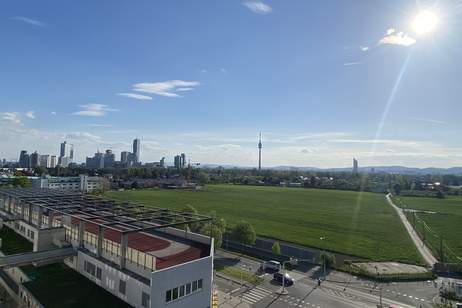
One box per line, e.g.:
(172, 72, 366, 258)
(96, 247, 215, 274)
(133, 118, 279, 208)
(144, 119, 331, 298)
(262, 260, 281, 271)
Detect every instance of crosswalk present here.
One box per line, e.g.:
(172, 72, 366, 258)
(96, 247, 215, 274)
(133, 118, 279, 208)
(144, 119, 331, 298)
(241, 286, 272, 305)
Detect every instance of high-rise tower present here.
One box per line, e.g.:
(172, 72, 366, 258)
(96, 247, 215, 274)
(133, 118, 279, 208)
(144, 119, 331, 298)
(258, 132, 262, 171)
(133, 138, 140, 164)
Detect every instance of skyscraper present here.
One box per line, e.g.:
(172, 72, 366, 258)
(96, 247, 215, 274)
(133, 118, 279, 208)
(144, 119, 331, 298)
(353, 158, 359, 174)
(133, 138, 140, 164)
(59, 141, 73, 167)
(258, 132, 262, 171)
(19, 150, 30, 168)
(30, 151, 39, 168)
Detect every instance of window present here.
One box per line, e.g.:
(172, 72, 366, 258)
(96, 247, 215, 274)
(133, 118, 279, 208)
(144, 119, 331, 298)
(172, 287, 178, 300)
(165, 290, 172, 302)
(30, 231, 34, 239)
(192, 280, 198, 292)
(119, 280, 126, 295)
(198, 279, 203, 290)
(96, 267, 102, 280)
(185, 283, 191, 295)
(141, 292, 150, 308)
(179, 285, 185, 297)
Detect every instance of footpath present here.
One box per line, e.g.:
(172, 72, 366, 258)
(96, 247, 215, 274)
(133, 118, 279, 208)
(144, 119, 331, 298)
(386, 193, 437, 266)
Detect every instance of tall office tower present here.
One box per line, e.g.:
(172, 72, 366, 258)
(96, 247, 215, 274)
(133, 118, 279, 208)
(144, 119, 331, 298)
(133, 138, 140, 164)
(104, 149, 115, 168)
(39, 155, 51, 168)
(181, 153, 186, 168)
(30, 151, 39, 168)
(174, 155, 181, 169)
(258, 132, 262, 171)
(50, 155, 58, 168)
(160, 157, 165, 168)
(353, 158, 359, 174)
(121, 151, 130, 164)
(19, 150, 30, 168)
(60, 141, 69, 157)
(86, 152, 105, 169)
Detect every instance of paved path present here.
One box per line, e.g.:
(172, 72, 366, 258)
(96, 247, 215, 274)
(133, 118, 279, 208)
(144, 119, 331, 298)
(0, 247, 76, 269)
(386, 193, 437, 266)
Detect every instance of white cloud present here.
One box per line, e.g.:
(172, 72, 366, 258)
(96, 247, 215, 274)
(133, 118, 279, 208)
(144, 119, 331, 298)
(117, 93, 153, 101)
(51, 111, 56, 115)
(73, 104, 117, 117)
(66, 132, 102, 143)
(0, 112, 21, 124)
(412, 117, 445, 125)
(379, 31, 416, 47)
(25, 111, 35, 119)
(133, 80, 200, 97)
(243, 1, 272, 14)
(86, 124, 112, 128)
(386, 28, 396, 35)
(344, 62, 361, 66)
(360, 46, 369, 52)
(11, 16, 45, 27)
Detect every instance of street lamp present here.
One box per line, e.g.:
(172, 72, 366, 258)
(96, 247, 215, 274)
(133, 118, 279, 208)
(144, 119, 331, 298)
(320, 236, 327, 280)
(374, 266, 383, 308)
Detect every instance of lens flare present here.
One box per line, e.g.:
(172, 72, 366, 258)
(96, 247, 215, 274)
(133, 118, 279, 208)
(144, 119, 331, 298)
(412, 10, 439, 35)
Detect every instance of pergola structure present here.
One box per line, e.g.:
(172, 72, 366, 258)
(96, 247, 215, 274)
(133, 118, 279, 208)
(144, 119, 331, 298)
(0, 188, 211, 233)
(0, 188, 212, 269)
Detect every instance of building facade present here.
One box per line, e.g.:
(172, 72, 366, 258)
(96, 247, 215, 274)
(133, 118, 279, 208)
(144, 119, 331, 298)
(31, 175, 103, 192)
(0, 189, 213, 308)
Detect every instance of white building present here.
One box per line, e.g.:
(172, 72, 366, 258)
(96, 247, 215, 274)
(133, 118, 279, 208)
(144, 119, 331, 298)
(0, 188, 214, 308)
(32, 175, 103, 192)
(39, 155, 51, 168)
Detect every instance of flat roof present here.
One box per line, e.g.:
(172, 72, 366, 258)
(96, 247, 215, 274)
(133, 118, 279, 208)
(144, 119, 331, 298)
(0, 188, 211, 234)
(0, 188, 211, 269)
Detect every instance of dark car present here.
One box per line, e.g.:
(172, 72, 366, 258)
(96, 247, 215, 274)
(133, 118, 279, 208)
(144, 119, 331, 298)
(273, 272, 295, 286)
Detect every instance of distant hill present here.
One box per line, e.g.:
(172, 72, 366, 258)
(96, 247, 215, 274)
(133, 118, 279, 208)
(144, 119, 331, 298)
(201, 164, 462, 175)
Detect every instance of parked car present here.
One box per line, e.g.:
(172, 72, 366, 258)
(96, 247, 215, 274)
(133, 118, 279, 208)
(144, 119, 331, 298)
(262, 260, 280, 272)
(273, 272, 295, 286)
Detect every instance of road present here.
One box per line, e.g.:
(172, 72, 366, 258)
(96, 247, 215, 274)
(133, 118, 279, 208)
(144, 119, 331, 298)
(215, 250, 440, 308)
(386, 193, 437, 266)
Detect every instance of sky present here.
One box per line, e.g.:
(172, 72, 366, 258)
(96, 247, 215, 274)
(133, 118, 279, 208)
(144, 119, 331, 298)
(1, 0, 462, 168)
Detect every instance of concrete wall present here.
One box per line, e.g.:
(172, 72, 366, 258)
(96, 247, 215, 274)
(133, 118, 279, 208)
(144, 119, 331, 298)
(75, 251, 151, 308)
(150, 254, 213, 308)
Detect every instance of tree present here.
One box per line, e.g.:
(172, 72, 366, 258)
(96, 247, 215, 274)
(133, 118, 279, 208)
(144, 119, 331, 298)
(436, 190, 445, 199)
(199, 211, 226, 248)
(181, 205, 202, 232)
(317, 251, 336, 268)
(34, 166, 47, 176)
(272, 241, 281, 255)
(12, 177, 31, 188)
(231, 221, 256, 245)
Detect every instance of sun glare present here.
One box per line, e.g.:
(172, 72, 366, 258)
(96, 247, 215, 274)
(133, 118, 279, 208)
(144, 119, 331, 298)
(412, 10, 439, 35)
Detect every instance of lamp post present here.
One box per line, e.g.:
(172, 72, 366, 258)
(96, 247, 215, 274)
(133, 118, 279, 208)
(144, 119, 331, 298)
(320, 236, 327, 280)
(375, 266, 383, 308)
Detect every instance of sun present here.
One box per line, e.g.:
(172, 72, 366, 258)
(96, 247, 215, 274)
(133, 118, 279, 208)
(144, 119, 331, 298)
(412, 10, 439, 35)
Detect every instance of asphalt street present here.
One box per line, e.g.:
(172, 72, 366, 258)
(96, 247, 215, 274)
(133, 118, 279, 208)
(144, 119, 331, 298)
(214, 250, 444, 308)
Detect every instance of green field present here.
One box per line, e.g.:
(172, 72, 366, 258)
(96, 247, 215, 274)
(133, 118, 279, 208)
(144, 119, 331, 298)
(395, 195, 462, 263)
(107, 185, 422, 264)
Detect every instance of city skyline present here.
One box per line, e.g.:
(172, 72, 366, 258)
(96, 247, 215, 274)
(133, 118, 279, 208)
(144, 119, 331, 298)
(1, 1, 462, 168)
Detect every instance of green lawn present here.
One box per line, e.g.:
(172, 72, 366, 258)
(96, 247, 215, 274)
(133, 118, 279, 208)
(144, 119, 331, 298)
(106, 185, 422, 264)
(0, 227, 33, 255)
(395, 195, 462, 263)
(22, 263, 131, 308)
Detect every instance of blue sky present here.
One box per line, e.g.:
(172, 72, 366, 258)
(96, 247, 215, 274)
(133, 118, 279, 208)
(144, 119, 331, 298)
(1, 0, 462, 168)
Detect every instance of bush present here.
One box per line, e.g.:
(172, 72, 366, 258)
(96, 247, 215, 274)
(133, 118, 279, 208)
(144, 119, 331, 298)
(231, 221, 256, 245)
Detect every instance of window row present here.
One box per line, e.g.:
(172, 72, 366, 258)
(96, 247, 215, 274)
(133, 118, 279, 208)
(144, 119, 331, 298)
(165, 279, 203, 303)
(64, 228, 155, 270)
(84, 260, 102, 280)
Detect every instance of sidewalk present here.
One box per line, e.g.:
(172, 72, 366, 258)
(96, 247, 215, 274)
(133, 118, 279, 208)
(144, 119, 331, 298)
(216, 290, 250, 308)
(386, 193, 437, 266)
